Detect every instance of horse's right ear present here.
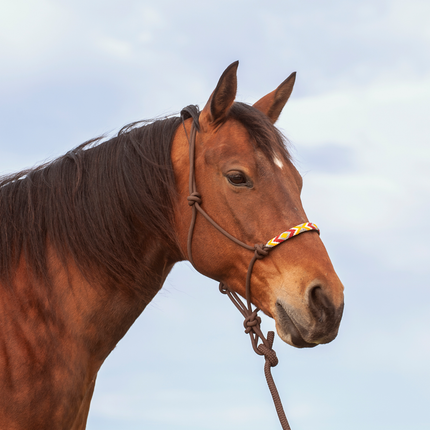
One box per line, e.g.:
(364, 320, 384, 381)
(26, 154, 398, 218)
(253, 72, 296, 124)
(199, 61, 238, 130)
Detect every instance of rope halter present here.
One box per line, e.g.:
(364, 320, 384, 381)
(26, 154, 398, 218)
(181, 110, 319, 430)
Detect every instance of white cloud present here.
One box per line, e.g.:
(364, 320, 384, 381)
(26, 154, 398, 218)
(279, 73, 430, 271)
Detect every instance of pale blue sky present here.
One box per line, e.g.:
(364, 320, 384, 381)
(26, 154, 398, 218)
(1, 1, 429, 429)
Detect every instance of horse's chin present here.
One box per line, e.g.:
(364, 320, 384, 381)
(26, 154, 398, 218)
(274, 301, 319, 349)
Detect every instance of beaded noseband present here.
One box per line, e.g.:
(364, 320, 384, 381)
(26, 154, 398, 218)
(182, 110, 319, 430)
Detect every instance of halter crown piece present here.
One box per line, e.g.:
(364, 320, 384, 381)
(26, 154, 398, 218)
(182, 109, 319, 430)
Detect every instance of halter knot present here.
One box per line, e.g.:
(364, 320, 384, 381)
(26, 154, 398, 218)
(257, 343, 279, 367)
(254, 243, 269, 260)
(187, 192, 202, 206)
(243, 310, 262, 334)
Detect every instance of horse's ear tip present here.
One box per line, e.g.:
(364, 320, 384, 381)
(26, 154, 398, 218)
(284, 71, 297, 85)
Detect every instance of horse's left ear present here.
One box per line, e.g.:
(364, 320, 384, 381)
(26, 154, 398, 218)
(200, 61, 238, 130)
(253, 72, 296, 124)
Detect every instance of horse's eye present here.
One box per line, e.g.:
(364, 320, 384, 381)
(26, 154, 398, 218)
(226, 172, 248, 186)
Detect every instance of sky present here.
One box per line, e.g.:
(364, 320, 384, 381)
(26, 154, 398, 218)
(1, 1, 429, 429)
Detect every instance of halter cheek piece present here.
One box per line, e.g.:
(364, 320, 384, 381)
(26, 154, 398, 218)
(182, 111, 319, 430)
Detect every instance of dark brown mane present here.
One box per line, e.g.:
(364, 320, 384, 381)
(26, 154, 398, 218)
(0, 114, 185, 295)
(0, 103, 290, 296)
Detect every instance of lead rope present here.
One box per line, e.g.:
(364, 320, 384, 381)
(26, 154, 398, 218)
(218, 260, 292, 430)
(182, 113, 291, 430)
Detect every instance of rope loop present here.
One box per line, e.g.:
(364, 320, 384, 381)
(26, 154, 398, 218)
(219, 282, 229, 295)
(187, 192, 202, 206)
(254, 243, 269, 260)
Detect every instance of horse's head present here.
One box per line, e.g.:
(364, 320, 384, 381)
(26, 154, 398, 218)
(172, 62, 344, 348)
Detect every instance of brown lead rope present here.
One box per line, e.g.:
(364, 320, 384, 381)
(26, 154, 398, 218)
(182, 110, 292, 430)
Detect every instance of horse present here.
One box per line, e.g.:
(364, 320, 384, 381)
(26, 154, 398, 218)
(0, 61, 344, 429)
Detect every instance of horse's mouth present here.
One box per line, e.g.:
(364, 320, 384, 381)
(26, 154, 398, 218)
(275, 301, 318, 348)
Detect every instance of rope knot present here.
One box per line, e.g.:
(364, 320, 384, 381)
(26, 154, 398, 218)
(254, 243, 269, 260)
(187, 192, 202, 206)
(257, 343, 279, 367)
(243, 310, 262, 334)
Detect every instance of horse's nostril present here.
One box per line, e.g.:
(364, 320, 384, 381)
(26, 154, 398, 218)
(308, 286, 334, 323)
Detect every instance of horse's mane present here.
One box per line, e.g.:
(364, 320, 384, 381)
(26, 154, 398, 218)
(0, 112, 186, 296)
(0, 103, 289, 297)
(229, 102, 290, 162)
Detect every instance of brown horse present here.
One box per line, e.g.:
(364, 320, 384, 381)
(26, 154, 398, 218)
(0, 62, 344, 429)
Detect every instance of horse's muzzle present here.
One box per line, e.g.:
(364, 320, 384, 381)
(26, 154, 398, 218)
(275, 289, 344, 348)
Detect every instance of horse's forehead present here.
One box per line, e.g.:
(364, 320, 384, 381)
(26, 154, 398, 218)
(210, 120, 251, 146)
(203, 121, 259, 158)
(199, 119, 301, 184)
(203, 135, 261, 171)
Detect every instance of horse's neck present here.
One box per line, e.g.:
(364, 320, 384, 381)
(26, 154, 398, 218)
(45, 242, 176, 368)
(1, 243, 176, 429)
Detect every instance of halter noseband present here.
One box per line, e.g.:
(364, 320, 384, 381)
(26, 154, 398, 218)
(183, 114, 319, 430)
